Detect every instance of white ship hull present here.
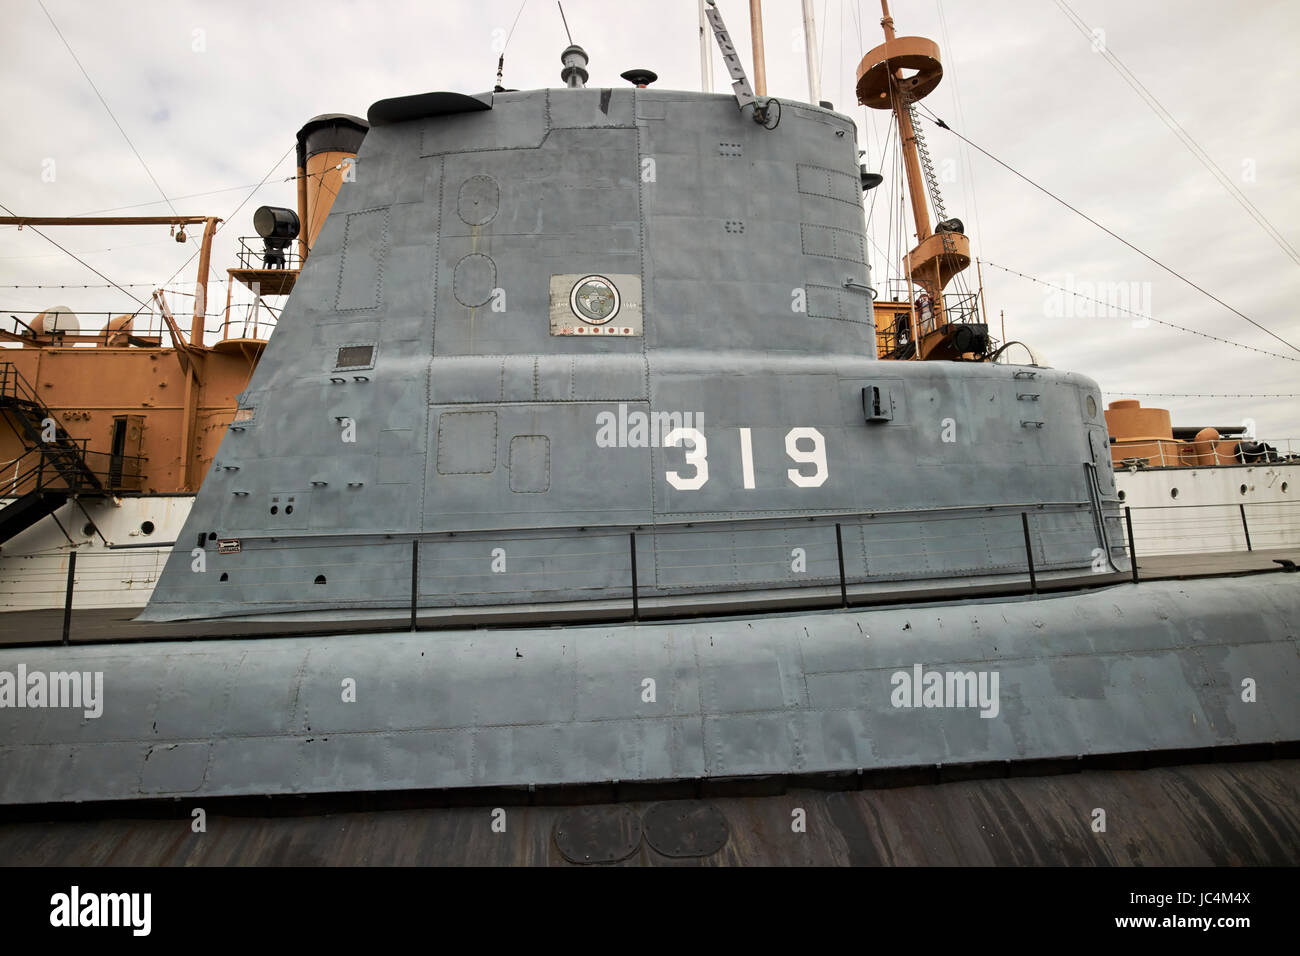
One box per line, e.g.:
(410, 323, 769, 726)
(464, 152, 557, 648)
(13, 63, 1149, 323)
(0, 495, 191, 612)
(1115, 462, 1299, 555)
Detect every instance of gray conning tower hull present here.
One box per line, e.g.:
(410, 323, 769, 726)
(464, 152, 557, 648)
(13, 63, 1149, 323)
(9, 85, 1299, 815)
(142, 85, 1122, 622)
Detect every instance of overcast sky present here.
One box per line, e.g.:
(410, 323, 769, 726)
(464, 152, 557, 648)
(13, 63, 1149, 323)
(2, 0, 1297, 441)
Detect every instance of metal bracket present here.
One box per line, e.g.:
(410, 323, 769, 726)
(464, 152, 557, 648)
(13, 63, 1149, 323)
(704, 0, 777, 126)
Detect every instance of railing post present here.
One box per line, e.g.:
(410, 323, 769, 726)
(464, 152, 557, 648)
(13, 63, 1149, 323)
(835, 522, 848, 608)
(1124, 506, 1139, 583)
(409, 539, 419, 631)
(629, 531, 640, 622)
(61, 550, 76, 646)
(1239, 504, 1253, 552)
(1020, 512, 1038, 594)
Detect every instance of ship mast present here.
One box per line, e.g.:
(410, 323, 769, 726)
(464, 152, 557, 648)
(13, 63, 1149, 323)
(878, 2, 932, 244)
(857, 0, 980, 361)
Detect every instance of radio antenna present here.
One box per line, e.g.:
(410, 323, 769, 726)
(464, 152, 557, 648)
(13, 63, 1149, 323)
(495, 0, 529, 91)
(557, 1, 574, 44)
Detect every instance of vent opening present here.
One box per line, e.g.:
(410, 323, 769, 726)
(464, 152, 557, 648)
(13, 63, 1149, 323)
(335, 345, 374, 369)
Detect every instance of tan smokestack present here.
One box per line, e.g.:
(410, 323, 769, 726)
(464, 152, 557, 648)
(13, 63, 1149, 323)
(295, 114, 369, 257)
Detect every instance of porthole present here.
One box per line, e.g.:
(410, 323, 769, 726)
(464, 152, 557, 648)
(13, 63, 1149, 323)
(219, 572, 229, 582)
(1170, 488, 1179, 499)
(1117, 490, 1126, 501)
(82, 523, 94, 537)
(1086, 395, 1097, 418)
(286, 505, 294, 515)
(270, 505, 279, 515)
(140, 521, 155, 535)
(314, 574, 326, 585)
(1239, 484, 1247, 495)
(1283, 482, 1289, 493)
(208, 531, 217, 541)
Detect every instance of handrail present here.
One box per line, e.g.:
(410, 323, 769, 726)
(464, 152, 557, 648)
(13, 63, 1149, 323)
(235, 236, 303, 272)
(1113, 436, 1298, 467)
(0, 441, 145, 497)
(0, 361, 41, 405)
(1126, 499, 1300, 511)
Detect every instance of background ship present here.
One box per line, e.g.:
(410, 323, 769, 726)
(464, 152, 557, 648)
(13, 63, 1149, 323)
(0, 0, 1297, 865)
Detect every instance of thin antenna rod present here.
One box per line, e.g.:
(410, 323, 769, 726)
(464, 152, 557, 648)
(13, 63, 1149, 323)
(699, 0, 714, 93)
(801, 0, 821, 104)
(557, 2, 573, 44)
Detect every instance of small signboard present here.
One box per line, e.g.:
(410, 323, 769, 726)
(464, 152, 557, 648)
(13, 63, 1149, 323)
(217, 539, 241, 554)
(550, 273, 642, 336)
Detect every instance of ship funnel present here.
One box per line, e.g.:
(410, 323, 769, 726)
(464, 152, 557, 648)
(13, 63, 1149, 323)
(560, 44, 589, 88)
(295, 113, 369, 256)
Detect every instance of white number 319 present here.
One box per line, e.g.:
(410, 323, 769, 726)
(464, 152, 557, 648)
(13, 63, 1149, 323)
(664, 427, 827, 491)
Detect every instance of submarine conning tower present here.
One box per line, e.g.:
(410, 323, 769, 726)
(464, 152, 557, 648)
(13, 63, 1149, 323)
(142, 65, 1122, 622)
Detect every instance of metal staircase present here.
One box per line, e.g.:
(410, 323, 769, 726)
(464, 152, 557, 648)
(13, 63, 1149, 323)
(0, 362, 117, 545)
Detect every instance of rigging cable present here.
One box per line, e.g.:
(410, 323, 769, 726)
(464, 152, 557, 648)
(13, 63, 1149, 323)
(0, 201, 147, 307)
(1053, 0, 1300, 268)
(1100, 391, 1300, 399)
(934, 0, 984, 251)
(911, 103, 1300, 356)
(37, 0, 218, 282)
(982, 260, 1299, 364)
(123, 143, 297, 324)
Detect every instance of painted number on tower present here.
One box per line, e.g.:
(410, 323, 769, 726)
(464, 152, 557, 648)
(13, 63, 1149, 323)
(664, 427, 828, 491)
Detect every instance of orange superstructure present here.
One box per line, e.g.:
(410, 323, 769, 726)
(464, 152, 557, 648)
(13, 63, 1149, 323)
(0, 117, 367, 527)
(1, 332, 259, 494)
(1104, 399, 1268, 468)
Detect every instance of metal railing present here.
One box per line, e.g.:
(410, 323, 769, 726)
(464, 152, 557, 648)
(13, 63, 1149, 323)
(1122, 498, 1298, 556)
(0, 444, 144, 497)
(0, 497, 1109, 644)
(2, 286, 225, 348)
(1114, 437, 1299, 468)
(875, 289, 988, 359)
(235, 237, 303, 272)
(0, 361, 40, 405)
(1, 361, 145, 496)
(216, 299, 277, 343)
(5, 496, 1296, 648)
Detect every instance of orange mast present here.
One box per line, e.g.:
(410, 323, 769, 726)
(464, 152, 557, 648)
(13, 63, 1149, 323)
(857, 0, 975, 361)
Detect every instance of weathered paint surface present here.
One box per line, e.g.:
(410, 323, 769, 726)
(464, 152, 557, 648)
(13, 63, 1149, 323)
(142, 87, 1121, 622)
(1, 576, 1296, 805)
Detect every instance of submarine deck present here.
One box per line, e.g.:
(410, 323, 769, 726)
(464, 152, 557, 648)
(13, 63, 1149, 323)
(0, 757, 1295, 865)
(0, 546, 1294, 648)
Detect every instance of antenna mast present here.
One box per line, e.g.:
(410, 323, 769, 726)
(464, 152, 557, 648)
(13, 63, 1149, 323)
(856, 0, 979, 361)
(801, 0, 821, 104)
(748, 0, 767, 96)
(699, 0, 714, 92)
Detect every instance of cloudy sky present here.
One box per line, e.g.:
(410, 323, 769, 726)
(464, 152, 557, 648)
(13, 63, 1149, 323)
(2, 0, 1297, 441)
